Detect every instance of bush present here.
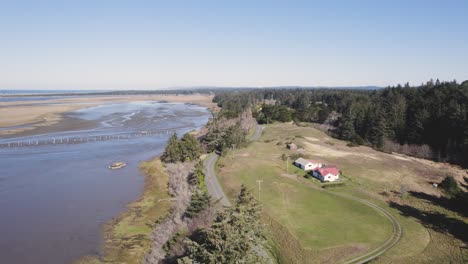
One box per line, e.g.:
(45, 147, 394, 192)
(188, 162, 206, 190)
(439, 175, 460, 197)
(281, 153, 288, 161)
(163, 231, 185, 255)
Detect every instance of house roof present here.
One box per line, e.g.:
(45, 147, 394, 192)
(309, 160, 321, 164)
(316, 166, 339, 176)
(294, 157, 311, 166)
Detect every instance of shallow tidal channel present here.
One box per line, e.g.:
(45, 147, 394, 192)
(0, 101, 211, 264)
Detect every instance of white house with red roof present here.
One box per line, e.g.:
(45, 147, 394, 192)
(312, 165, 340, 182)
(293, 158, 322, 171)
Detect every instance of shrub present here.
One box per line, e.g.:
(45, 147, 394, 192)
(346, 142, 359, 147)
(281, 153, 288, 161)
(188, 162, 206, 189)
(439, 175, 460, 197)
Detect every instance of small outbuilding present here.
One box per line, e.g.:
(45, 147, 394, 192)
(287, 143, 298, 150)
(294, 158, 322, 171)
(312, 165, 340, 182)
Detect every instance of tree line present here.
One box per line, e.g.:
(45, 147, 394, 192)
(213, 80, 468, 167)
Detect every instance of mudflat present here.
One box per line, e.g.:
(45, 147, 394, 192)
(0, 101, 212, 264)
(0, 94, 216, 136)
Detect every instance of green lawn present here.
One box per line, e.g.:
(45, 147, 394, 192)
(216, 124, 394, 262)
(224, 158, 391, 248)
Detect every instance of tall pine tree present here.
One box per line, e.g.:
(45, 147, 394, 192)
(181, 185, 266, 264)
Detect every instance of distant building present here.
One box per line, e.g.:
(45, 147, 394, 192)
(294, 158, 322, 171)
(312, 165, 340, 182)
(287, 143, 298, 150)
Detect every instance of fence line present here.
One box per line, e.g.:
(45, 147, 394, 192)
(0, 129, 176, 149)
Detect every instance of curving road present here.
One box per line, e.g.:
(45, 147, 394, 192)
(203, 125, 264, 207)
(204, 153, 230, 207)
(203, 124, 401, 263)
(250, 124, 264, 142)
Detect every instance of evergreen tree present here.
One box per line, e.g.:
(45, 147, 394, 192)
(161, 133, 181, 163)
(161, 132, 201, 163)
(368, 109, 387, 149)
(185, 190, 211, 218)
(180, 133, 202, 162)
(338, 113, 356, 141)
(181, 185, 266, 263)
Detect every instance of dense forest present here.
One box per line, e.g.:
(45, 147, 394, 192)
(213, 80, 468, 167)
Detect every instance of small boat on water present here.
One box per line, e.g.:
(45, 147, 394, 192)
(109, 162, 127, 169)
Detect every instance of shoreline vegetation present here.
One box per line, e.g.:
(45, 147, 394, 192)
(75, 158, 172, 264)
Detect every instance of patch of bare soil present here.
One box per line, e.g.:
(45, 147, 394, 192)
(303, 141, 381, 161)
(391, 153, 413, 161)
(280, 173, 298, 181)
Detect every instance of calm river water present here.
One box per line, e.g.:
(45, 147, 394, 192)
(0, 101, 211, 264)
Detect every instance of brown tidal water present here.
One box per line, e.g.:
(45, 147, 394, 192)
(0, 101, 211, 264)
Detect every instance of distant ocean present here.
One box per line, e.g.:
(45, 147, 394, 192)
(0, 90, 110, 95)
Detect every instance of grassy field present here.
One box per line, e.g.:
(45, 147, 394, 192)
(217, 124, 394, 263)
(217, 123, 467, 263)
(75, 159, 172, 264)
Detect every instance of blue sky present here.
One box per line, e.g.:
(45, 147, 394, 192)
(1, 0, 467, 89)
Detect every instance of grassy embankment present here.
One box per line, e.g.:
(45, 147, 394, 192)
(76, 159, 172, 264)
(217, 123, 467, 263)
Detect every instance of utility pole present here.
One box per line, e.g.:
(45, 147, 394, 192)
(256, 179, 263, 201)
